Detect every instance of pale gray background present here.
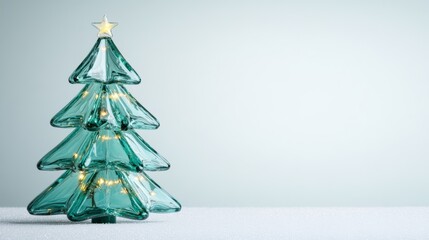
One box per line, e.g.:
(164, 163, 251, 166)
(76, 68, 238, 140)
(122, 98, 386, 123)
(0, 0, 429, 207)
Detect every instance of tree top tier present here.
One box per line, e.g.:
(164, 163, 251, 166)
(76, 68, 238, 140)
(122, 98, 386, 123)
(69, 37, 141, 85)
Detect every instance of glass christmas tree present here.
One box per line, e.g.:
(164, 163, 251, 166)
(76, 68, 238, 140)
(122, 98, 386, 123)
(27, 16, 181, 223)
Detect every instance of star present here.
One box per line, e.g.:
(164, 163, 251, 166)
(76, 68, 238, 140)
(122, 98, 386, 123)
(92, 15, 118, 38)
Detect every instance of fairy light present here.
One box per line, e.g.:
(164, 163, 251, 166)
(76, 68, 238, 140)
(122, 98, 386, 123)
(100, 135, 111, 141)
(109, 92, 128, 101)
(134, 175, 145, 182)
(98, 134, 121, 141)
(87, 92, 128, 101)
(78, 176, 123, 192)
(78, 171, 85, 180)
(95, 178, 122, 187)
(100, 46, 107, 52)
(99, 109, 108, 117)
(97, 178, 105, 186)
(120, 188, 128, 194)
(150, 191, 156, 196)
(73, 153, 79, 159)
(109, 92, 120, 100)
(82, 91, 89, 98)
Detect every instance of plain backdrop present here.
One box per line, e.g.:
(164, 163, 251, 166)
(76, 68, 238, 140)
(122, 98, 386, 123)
(0, 0, 429, 207)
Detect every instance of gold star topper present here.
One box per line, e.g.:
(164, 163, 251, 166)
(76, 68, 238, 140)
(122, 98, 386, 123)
(92, 15, 118, 38)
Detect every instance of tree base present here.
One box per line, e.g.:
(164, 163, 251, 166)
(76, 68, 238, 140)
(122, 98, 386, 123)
(91, 216, 116, 224)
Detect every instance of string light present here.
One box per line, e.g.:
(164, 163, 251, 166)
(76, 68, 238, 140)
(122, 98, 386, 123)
(80, 91, 130, 101)
(109, 92, 128, 101)
(95, 177, 122, 187)
(97, 178, 105, 186)
(82, 91, 89, 98)
(109, 93, 120, 100)
(135, 175, 145, 181)
(99, 109, 108, 117)
(100, 135, 111, 141)
(73, 153, 79, 159)
(97, 134, 121, 141)
(78, 171, 85, 180)
(78, 177, 125, 192)
(76, 176, 137, 196)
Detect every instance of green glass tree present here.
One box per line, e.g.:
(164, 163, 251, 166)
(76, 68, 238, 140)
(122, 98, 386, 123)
(28, 16, 181, 223)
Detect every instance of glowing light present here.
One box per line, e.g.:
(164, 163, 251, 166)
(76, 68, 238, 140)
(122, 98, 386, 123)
(95, 94, 99, 99)
(109, 92, 127, 101)
(99, 134, 121, 141)
(89, 177, 122, 190)
(97, 178, 105, 186)
(109, 92, 120, 100)
(100, 135, 111, 141)
(135, 175, 145, 181)
(82, 91, 89, 98)
(150, 191, 156, 196)
(92, 15, 118, 38)
(120, 188, 128, 194)
(99, 109, 108, 117)
(78, 171, 85, 180)
(73, 153, 79, 159)
(100, 46, 107, 52)
(80, 184, 87, 191)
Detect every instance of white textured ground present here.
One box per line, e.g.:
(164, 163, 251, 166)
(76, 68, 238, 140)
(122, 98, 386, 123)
(1, 207, 429, 240)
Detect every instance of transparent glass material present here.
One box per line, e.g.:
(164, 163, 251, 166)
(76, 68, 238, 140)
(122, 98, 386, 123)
(28, 35, 180, 223)
(27, 170, 181, 221)
(51, 83, 159, 131)
(69, 37, 140, 84)
(37, 128, 170, 172)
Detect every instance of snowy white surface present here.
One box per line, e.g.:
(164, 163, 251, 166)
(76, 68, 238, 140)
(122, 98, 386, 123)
(1, 207, 429, 240)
